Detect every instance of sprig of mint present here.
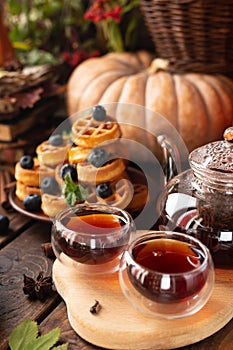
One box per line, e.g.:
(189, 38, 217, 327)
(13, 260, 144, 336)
(62, 172, 88, 206)
(8, 319, 68, 350)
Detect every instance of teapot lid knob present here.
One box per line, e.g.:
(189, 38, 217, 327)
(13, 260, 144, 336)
(189, 126, 233, 174)
(223, 127, 233, 144)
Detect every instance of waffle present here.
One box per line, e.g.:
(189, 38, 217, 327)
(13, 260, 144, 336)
(15, 157, 55, 201)
(36, 140, 70, 167)
(77, 158, 126, 185)
(68, 145, 92, 164)
(71, 115, 121, 148)
(54, 163, 65, 188)
(41, 193, 68, 218)
(16, 181, 41, 201)
(15, 158, 41, 187)
(96, 178, 134, 209)
(39, 164, 55, 182)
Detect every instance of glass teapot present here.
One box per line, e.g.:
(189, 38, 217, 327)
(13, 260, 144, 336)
(158, 127, 233, 268)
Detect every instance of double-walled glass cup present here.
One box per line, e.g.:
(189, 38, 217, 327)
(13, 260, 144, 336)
(119, 231, 215, 319)
(51, 203, 135, 274)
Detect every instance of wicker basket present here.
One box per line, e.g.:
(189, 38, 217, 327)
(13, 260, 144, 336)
(140, 0, 233, 76)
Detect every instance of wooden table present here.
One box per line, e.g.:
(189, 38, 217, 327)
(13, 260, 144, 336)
(0, 183, 233, 350)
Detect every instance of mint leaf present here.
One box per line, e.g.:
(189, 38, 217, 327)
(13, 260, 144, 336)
(62, 173, 75, 196)
(66, 191, 77, 206)
(24, 327, 60, 350)
(62, 172, 88, 206)
(64, 173, 76, 191)
(9, 320, 38, 350)
(75, 184, 88, 202)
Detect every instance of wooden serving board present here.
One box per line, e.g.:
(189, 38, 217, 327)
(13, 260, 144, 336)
(53, 231, 233, 350)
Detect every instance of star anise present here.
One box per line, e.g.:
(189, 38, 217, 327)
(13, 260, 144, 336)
(23, 271, 54, 301)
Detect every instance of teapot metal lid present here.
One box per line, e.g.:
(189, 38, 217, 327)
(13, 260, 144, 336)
(189, 127, 233, 176)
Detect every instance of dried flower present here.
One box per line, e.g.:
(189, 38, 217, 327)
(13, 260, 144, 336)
(23, 272, 54, 301)
(84, 0, 140, 52)
(84, 1, 122, 23)
(61, 49, 100, 68)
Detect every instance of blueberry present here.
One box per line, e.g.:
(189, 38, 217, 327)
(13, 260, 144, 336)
(96, 183, 113, 199)
(20, 155, 34, 169)
(40, 177, 60, 195)
(48, 134, 64, 146)
(60, 164, 78, 182)
(23, 194, 42, 212)
(0, 215, 9, 233)
(92, 105, 106, 121)
(88, 148, 109, 168)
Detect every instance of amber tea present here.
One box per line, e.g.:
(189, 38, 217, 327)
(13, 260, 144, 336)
(119, 232, 215, 319)
(52, 204, 134, 268)
(127, 237, 208, 302)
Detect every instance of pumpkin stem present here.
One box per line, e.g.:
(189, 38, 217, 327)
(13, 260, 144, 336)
(147, 58, 169, 74)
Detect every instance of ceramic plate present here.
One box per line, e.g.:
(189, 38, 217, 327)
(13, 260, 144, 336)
(9, 167, 150, 223)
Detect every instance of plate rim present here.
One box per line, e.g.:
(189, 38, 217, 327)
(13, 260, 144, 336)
(8, 166, 148, 223)
(9, 187, 52, 223)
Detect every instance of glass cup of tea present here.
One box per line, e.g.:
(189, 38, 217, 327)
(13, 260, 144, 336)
(119, 231, 215, 319)
(51, 203, 136, 274)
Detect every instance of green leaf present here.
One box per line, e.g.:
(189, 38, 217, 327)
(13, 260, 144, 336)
(121, 0, 139, 14)
(125, 16, 139, 47)
(8, 320, 68, 350)
(63, 173, 75, 190)
(66, 192, 77, 206)
(24, 328, 60, 350)
(53, 344, 69, 350)
(9, 320, 38, 350)
(62, 173, 88, 206)
(76, 185, 88, 202)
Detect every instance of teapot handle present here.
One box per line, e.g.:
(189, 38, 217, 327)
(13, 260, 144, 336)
(157, 135, 182, 185)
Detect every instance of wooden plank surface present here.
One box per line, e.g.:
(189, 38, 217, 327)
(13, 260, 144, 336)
(0, 199, 32, 248)
(40, 302, 101, 350)
(0, 220, 60, 350)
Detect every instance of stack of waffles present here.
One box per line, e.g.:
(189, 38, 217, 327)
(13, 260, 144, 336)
(14, 105, 148, 218)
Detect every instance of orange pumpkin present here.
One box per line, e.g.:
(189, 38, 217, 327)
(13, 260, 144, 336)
(67, 51, 233, 152)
